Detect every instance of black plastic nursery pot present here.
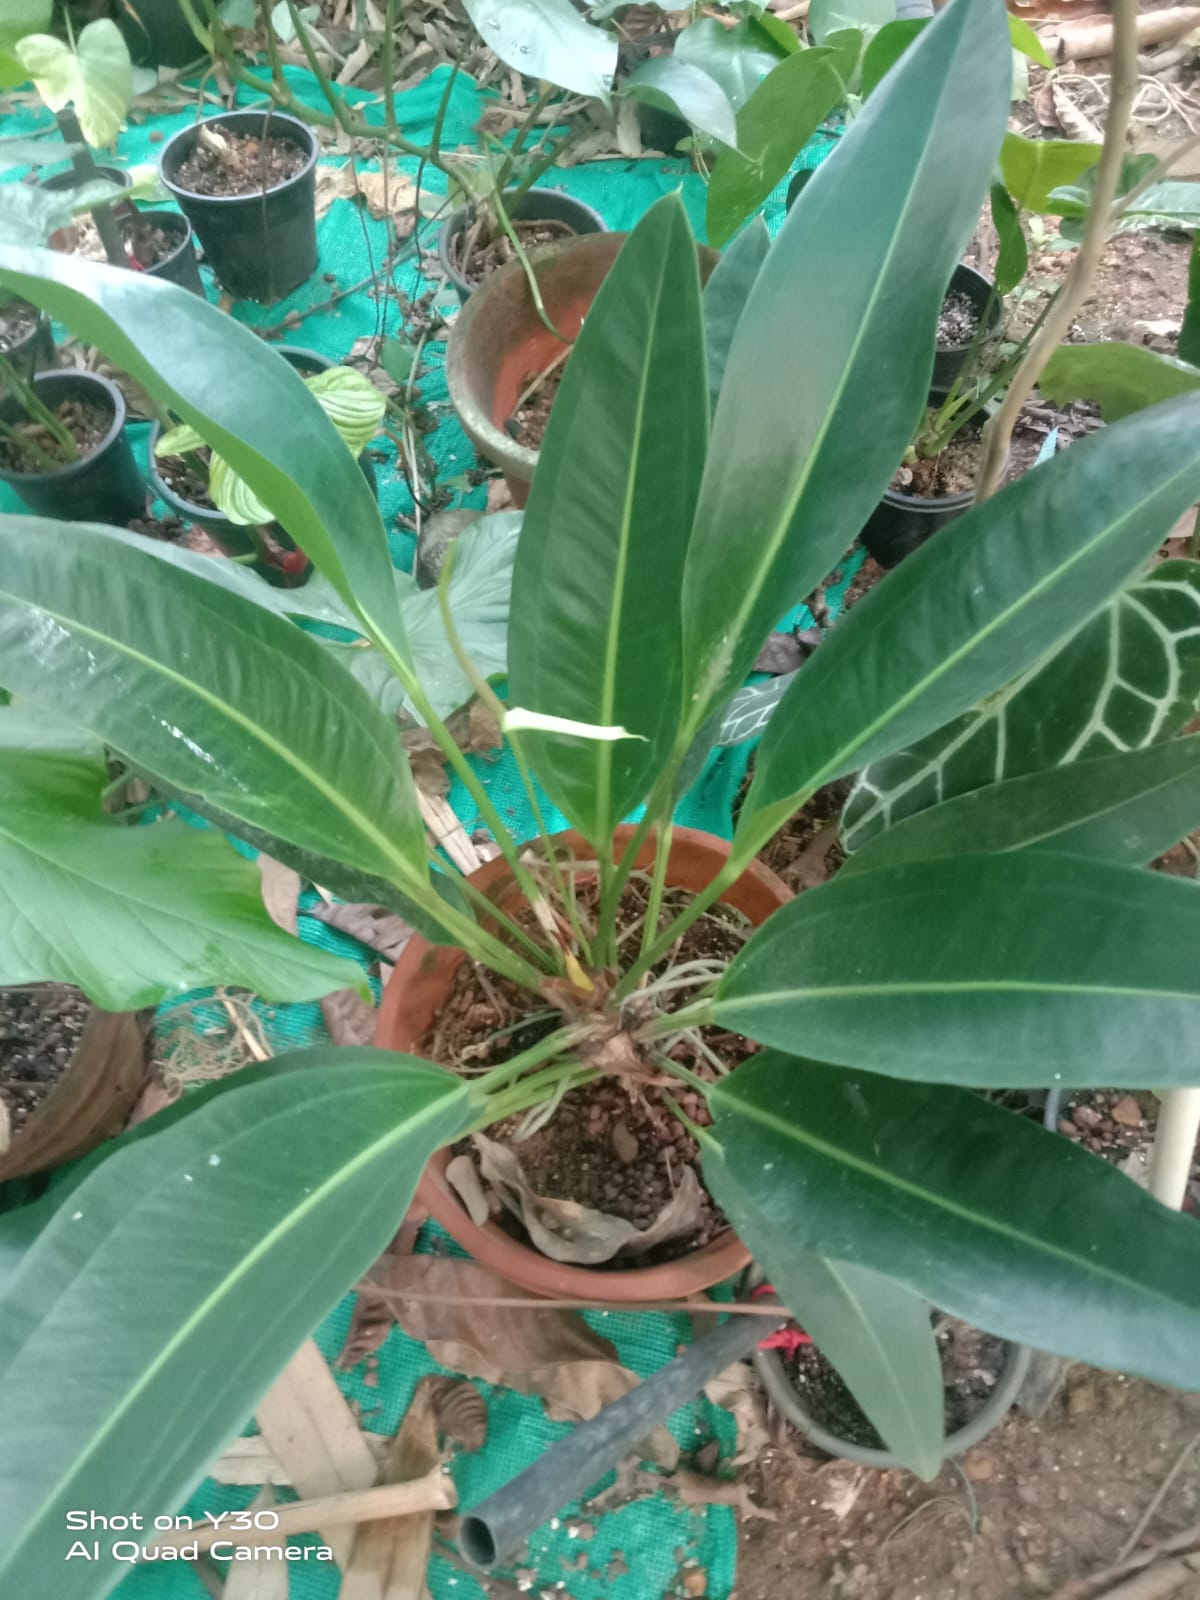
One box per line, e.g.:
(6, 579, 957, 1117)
(0, 298, 55, 383)
(439, 187, 607, 304)
(121, 208, 205, 296)
(859, 385, 989, 569)
(148, 346, 377, 586)
(933, 262, 1002, 390)
(43, 164, 136, 252)
(0, 370, 145, 524)
(158, 112, 319, 303)
(754, 1336, 1032, 1471)
(117, 0, 201, 68)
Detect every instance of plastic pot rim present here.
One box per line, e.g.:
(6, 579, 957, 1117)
(121, 206, 196, 271)
(159, 111, 319, 205)
(937, 261, 1004, 358)
(0, 370, 126, 487)
(753, 1335, 1032, 1468)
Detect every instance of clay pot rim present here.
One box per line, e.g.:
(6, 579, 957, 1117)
(377, 824, 792, 1303)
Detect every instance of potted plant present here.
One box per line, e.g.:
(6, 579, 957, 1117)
(0, 294, 54, 382)
(0, 362, 145, 523)
(148, 349, 385, 583)
(439, 184, 607, 305)
(5, 2, 1200, 1577)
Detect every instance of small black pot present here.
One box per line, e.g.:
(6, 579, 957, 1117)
(0, 370, 145, 524)
(121, 208, 205, 296)
(159, 112, 320, 303)
(43, 164, 136, 251)
(0, 298, 55, 383)
(148, 346, 376, 587)
(933, 262, 1002, 390)
(439, 188, 606, 304)
(860, 386, 989, 569)
(117, 0, 201, 68)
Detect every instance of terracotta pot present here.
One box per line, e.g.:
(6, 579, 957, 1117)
(445, 233, 719, 508)
(377, 824, 790, 1301)
(0, 994, 146, 1181)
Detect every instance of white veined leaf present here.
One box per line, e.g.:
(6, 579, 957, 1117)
(16, 20, 134, 149)
(502, 708, 647, 741)
(306, 366, 388, 456)
(155, 422, 206, 457)
(209, 453, 273, 527)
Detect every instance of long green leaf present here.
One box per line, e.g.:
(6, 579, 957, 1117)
(507, 196, 708, 844)
(714, 852, 1200, 1087)
(1181, 236, 1200, 368)
(0, 247, 406, 660)
(705, 50, 843, 247)
(0, 1051, 480, 1596)
(741, 401, 1200, 845)
(621, 58, 738, 150)
(0, 519, 427, 890)
(841, 560, 1200, 852)
(843, 733, 1200, 879)
(1041, 341, 1200, 421)
(681, 0, 1011, 718)
(0, 725, 363, 1009)
(703, 1137, 943, 1475)
(703, 215, 770, 410)
(707, 1053, 1200, 1389)
(674, 18, 781, 112)
(859, 17, 926, 97)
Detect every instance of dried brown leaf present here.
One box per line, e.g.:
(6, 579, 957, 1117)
(473, 1133, 704, 1265)
(257, 854, 302, 935)
(1051, 82, 1103, 143)
(704, 1361, 771, 1467)
(310, 902, 413, 962)
(427, 1377, 488, 1453)
(389, 1256, 678, 1467)
(445, 1153, 491, 1226)
(315, 160, 359, 218)
(322, 987, 378, 1047)
(356, 165, 419, 226)
(342, 1380, 441, 1600)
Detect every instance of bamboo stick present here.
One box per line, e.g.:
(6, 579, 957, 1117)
(1042, 8, 1200, 64)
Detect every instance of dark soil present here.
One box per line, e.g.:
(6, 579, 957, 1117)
(424, 880, 758, 1267)
(158, 444, 216, 510)
(937, 287, 981, 347)
(760, 779, 850, 895)
(783, 1318, 1010, 1451)
(122, 214, 179, 269)
(891, 415, 984, 499)
(126, 510, 189, 542)
(0, 986, 88, 1137)
(506, 357, 568, 450)
(453, 216, 577, 287)
(175, 128, 306, 198)
(0, 396, 109, 473)
(0, 298, 38, 351)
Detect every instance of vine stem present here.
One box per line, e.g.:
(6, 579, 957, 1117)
(974, 0, 1141, 500)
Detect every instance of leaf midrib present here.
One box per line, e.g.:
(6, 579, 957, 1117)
(0, 1076, 473, 1575)
(724, 979, 1200, 1003)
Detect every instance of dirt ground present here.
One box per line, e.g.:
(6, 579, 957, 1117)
(735, 1371, 1200, 1600)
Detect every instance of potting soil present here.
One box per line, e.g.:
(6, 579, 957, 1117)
(0, 62, 848, 1600)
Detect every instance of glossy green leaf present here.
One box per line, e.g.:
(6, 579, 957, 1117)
(681, 0, 1012, 718)
(1181, 236, 1200, 367)
(706, 50, 843, 247)
(508, 197, 708, 845)
(1041, 341, 1200, 421)
(999, 132, 1101, 211)
(0, 247, 406, 659)
(740, 399, 1200, 844)
(0, 726, 363, 1009)
(707, 1053, 1200, 1389)
(622, 59, 738, 149)
(0, 1050, 480, 1596)
(704, 1137, 943, 1474)
(822, 28, 865, 84)
(860, 17, 925, 96)
(990, 181, 1027, 294)
(842, 733, 1200, 879)
(15, 21, 132, 149)
(842, 561, 1200, 852)
(0, 518, 428, 894)
(714, 852, 1200, 1087)
(0, 134, 82, 169)
(808, 0, 893, 46)
(703, 215, 770, 409)
(752, 10, 801, 57)
(462, 0, 615, 101)
(674, 18, 780, 111)
(1008, 12, 1052, 68)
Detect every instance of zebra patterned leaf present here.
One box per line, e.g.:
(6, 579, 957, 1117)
(843, 560, 1200, 853)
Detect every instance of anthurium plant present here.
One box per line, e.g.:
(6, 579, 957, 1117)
(4, 2, 1200, 1590)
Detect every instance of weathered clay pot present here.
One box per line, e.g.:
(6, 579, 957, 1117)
(377, 824, 790, 1302)
(0, 993, 146, 1181)
(445, 233, 719, 508)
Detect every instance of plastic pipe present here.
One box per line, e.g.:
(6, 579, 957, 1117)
(1149, 1087, 1200, 1210)
(458, 1308, 782, 1571)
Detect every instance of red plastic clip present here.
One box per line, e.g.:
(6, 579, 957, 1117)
(751, 1283, 812, 1352)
